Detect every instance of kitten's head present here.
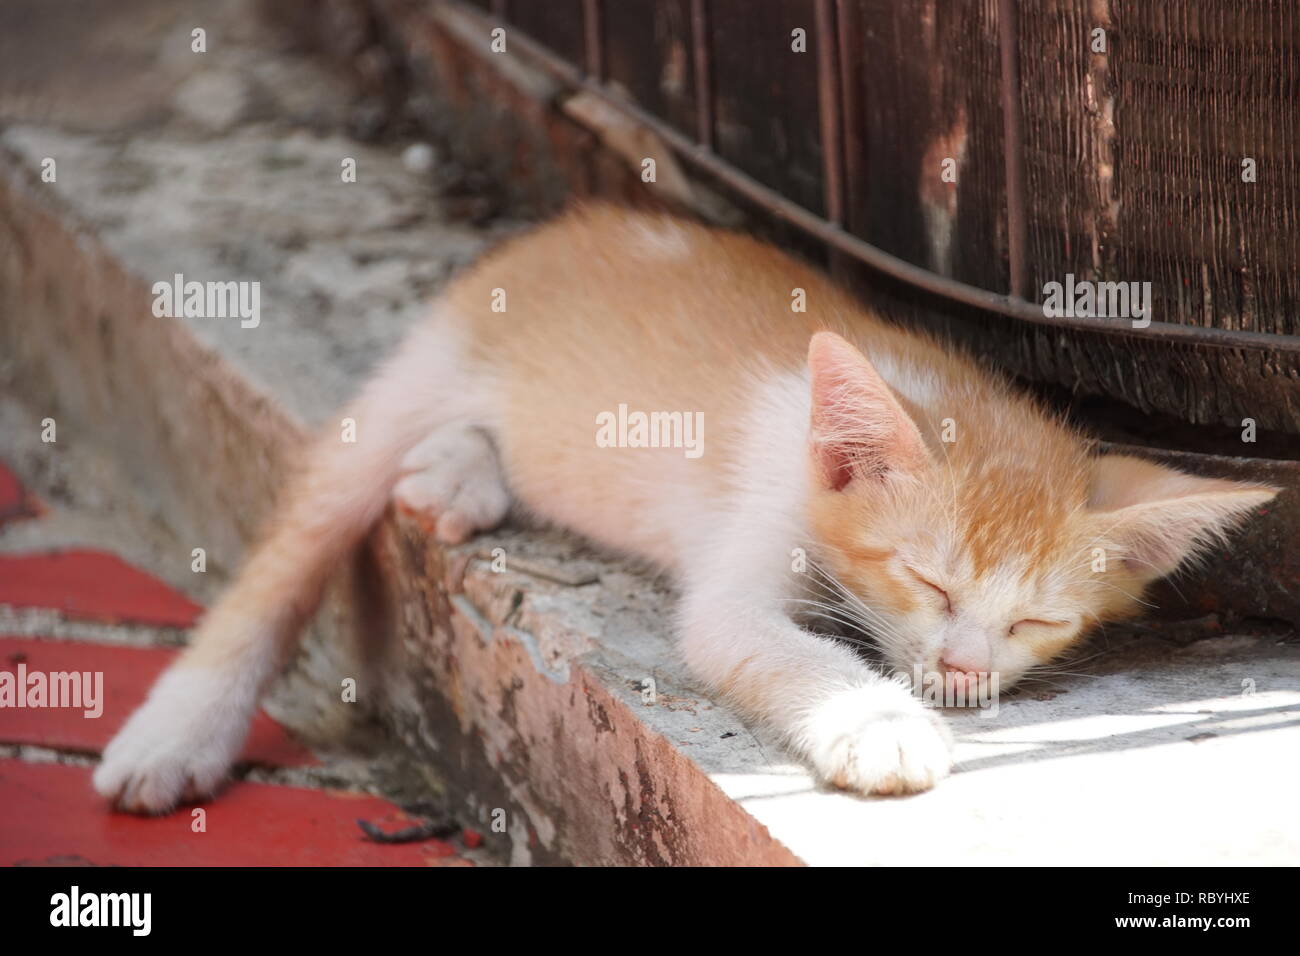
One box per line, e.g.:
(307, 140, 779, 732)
(803, 331, 1279, 692)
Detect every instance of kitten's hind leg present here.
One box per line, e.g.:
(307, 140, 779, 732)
(393, 426, 511, 544)
(93, 313, 484, 814)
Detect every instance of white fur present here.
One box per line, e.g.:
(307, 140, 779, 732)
(93, 666, 258, 813)
(802, 681, 952, 793)
(630, 219, 694, 260)
(395, 426, 511, 543)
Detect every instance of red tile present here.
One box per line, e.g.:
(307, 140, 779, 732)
(0, 462, 41, 526)
(0, 637, 316, 767)
(0, 760, 464, 867)
(0, 550, 202, 627)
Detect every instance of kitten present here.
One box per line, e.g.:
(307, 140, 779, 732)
(94, 205, 1278, 811)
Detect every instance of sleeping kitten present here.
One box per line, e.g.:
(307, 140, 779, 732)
(94, 205, 1278, 811)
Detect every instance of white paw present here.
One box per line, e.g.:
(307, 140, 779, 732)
(93, 667, 252, 814)
(803, 681, 952, 795)
(394, 426, 510, 545)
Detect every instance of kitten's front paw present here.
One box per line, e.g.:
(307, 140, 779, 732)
(803, 682, 952, 795)
(93, 668, 250, 814)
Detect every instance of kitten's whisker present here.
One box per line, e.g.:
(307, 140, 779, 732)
(798, 559, 911, 652)
(777, 597, 878, 636)
(803, 561, 904, 639)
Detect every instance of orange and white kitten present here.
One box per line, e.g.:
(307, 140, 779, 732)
(95, 205, 1277, 811)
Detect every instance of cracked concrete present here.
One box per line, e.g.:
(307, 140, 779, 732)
(1, 0, 1296, 865)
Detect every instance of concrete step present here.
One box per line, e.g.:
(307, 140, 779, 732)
(1, 0, 1296, 866)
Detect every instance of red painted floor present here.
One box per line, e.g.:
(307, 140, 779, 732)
(0, 462, 40, 526)
(0, 550, 202, 627)
(0, 761, 462, 866)
(0, 459, 474, 866)
(0, 637, 316, 766)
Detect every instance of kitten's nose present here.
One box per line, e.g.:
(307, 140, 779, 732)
(940, 628, 991, 682)
(940, 657, 988, 691)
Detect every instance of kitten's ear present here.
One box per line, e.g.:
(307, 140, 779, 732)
(807, 331, 931, 491)
(1088, 454, 1279, 579)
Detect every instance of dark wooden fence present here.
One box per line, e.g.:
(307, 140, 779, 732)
(462, 0, 1300, 439)
(277, 0, 1299, 621)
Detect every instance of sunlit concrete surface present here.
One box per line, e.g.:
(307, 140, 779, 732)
(709, 637, 1300, 865)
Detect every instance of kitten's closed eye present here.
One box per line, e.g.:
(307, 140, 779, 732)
(1009, 618, 1071, 637)
(906, 568, 952, 614)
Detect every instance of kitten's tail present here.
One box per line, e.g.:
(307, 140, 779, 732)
(94, 315, 471, 812)
(194, 317, 463, 673)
